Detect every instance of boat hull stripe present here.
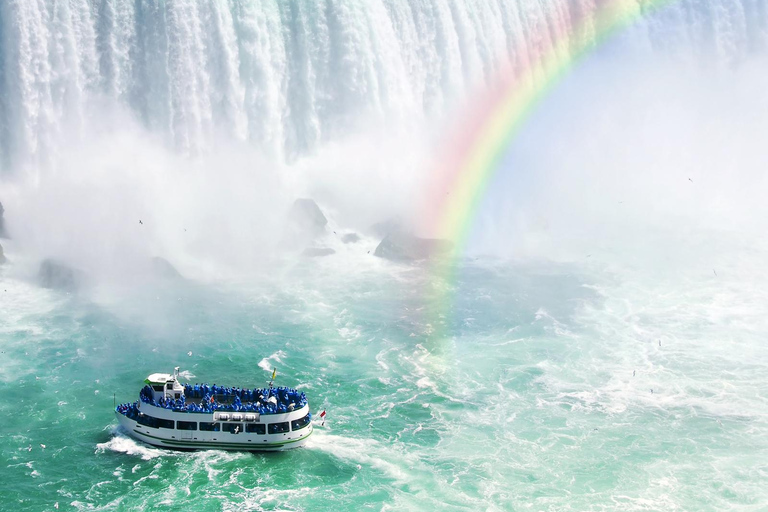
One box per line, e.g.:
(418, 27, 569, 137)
(131, 428, 312, 449)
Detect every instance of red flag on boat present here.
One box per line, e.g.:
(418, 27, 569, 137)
(319, 410, 326, 418)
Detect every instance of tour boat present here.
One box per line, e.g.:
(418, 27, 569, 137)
(115, 368, 313, 451)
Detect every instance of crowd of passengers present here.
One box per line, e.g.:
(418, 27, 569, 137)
(116, 401, 141, 420)
(133, 384, 307, 414)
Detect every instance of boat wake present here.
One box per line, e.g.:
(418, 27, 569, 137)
(95, 428, 172, 461)
(307, 432, 411, 483)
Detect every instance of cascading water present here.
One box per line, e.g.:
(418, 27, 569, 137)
(0, 0, 765, 173)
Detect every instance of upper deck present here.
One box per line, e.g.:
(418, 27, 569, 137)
(143, 383, 308, 415)
(118, 368, 309, 417)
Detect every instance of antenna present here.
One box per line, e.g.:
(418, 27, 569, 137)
(268, 368, 276, 389)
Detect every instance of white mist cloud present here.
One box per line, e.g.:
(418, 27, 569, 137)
(465, 53, 768, 264)
(286, 119, 435, 234)
(0, 103, 295, 281)
(0, 100, 434, 282)
(2, 11, 767, 286)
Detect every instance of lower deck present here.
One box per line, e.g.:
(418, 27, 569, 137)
(115, 404, 313, 451)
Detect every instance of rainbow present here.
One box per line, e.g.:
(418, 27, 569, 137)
(430, 0, 678, 248)
(424, 0, 678, 335)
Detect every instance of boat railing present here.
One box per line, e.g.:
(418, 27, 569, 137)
(128, 384, 307, 415)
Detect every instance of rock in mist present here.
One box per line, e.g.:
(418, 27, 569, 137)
(374, 232, 453, 262)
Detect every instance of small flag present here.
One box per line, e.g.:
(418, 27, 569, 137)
(319, 410, 326, 418)
(271, 368, 277, 381)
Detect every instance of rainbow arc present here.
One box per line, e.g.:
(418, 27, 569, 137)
(425, 0, 676, 337)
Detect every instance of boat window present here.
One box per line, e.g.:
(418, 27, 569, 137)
(137, 413, 173, 429)
(245, 424, 266, 435)
(268, 422, 289, 434)
(199, 422, 220, 432)
(152, 385, 164, 392)
(177, 421, 197, 430)
(136, 413, 157, 428)
(291, 414, 311, 431)
(223, 423, 243, 434)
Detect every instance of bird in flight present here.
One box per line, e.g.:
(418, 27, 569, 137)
(688, 178, 693, 182)
(139, 220, 143, 225)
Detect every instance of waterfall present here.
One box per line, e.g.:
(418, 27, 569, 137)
(0, 0, 765, 174)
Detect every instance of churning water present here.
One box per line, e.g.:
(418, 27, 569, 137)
(2, 242, 768, 510)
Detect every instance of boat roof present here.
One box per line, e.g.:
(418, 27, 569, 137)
(145, 373, 174, 384)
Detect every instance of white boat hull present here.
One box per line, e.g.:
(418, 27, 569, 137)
(116, 402, 313, 452)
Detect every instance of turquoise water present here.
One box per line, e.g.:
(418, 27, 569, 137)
(1, 244, 766, 511)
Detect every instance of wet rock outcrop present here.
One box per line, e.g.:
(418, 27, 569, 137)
(288, 198, 327, 237)
(341, 233, 360, 244)
(38, 259, 84, 291)
(374, 232, 453, 262)
(150, 257, 184, 280)
(369, 218, 403, 238)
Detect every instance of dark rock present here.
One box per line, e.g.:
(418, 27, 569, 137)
(150, 257, 184, 280)
(38, 259, 84, 291)
(289, 199, 327, 236)
(0, 201, 7, 239)
(341, 233, 360, 244)
(0, 243, 5, 264)
(374, 232, 453, 262)
(302, 247, 336, 258)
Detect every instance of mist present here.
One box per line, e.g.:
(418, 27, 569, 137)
(3, 53, 768, 287)
(465, 50, 768, 268)
(1, 0, 767, 290)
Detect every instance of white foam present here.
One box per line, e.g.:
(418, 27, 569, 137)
(178, 370, 196, 381)
(337, 326, 361, 341)
(258, 350, 285, 373)
(95, 431, 171, 461)
(307, 432, 411, 483)
(220, 487, 306, 512)
(415, 377, 435, 389)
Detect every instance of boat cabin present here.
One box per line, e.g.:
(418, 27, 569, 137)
(145, 367, 185, 402)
